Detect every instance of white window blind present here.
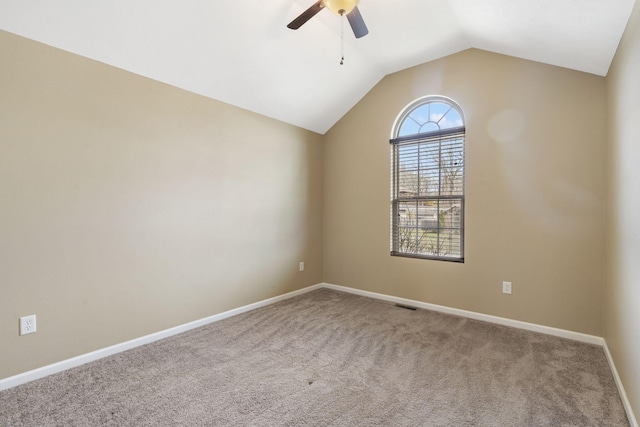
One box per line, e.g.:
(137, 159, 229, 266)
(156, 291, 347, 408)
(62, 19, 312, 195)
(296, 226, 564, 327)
(390, 97, 465, 262)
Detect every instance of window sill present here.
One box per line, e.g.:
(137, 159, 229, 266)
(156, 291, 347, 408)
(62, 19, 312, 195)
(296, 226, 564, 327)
(390, 251, 464, 263)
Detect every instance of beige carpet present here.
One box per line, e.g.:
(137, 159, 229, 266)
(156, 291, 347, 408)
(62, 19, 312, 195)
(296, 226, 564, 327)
(0, 288, 629, 426)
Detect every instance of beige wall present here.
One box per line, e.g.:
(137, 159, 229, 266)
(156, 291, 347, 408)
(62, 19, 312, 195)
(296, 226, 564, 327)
(606, 0, 640, 418)
(0, 30, 323, 379)
(323, 49, 607, 336)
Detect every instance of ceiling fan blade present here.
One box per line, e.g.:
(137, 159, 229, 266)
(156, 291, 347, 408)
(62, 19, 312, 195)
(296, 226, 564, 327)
(347, 6, 369, 38)
(287, 0, 325, 30)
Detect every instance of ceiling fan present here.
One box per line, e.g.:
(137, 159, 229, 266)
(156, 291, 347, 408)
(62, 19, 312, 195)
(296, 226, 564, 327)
(287, 0, 369, 39)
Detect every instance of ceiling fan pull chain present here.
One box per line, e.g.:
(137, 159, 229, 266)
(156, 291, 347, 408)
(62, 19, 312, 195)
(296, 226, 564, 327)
(340, 13, 345, 65)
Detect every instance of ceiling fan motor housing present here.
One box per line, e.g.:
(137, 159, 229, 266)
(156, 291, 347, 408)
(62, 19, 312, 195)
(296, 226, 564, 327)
(324, 0, 359, 16)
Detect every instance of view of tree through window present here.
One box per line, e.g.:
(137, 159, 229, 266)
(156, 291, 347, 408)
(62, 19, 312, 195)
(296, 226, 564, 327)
(390, 97, 465, 261)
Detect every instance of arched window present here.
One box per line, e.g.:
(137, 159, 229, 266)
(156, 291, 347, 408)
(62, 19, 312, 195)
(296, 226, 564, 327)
(390, 96, 465, 261)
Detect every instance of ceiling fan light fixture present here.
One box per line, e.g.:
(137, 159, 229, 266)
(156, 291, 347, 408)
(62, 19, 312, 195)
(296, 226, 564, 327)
(324, 0, 359, 16)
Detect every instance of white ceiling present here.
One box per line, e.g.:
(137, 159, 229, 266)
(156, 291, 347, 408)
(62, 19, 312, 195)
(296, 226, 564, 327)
(0, 0, 635, 134)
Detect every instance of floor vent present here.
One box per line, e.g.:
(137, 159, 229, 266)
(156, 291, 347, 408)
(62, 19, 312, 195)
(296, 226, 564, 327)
(395, 303, 417, 311)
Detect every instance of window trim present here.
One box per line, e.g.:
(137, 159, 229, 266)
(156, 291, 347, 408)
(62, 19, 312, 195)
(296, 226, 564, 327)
(390, 96, 465, 262)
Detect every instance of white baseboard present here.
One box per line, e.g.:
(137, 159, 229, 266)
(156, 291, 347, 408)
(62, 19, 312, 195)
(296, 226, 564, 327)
(321, 283, 603, 345)
(603, 340, 638, 427)
(0, 283, 323, 392)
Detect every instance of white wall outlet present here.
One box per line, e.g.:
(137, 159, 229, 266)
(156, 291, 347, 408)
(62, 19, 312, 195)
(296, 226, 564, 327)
(299, 262, 305, 272)
(19, 314, 37, 335)
(502, 281, 512, 295)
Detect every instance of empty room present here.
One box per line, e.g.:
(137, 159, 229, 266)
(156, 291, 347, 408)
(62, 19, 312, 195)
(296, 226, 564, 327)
(1, 0, 639, 425)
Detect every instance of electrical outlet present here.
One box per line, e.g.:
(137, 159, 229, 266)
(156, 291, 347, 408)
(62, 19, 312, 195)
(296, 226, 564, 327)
(19, 315, 37, 335)
(299, 262, 305, 272)
(502, 281, 512, 295)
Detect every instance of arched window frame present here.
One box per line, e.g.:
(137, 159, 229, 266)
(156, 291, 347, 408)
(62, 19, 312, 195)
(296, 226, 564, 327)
(390, 96, 466, 262)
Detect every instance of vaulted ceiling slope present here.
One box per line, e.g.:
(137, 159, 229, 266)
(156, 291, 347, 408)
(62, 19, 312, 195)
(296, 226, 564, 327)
(0, 0, 635, 134)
